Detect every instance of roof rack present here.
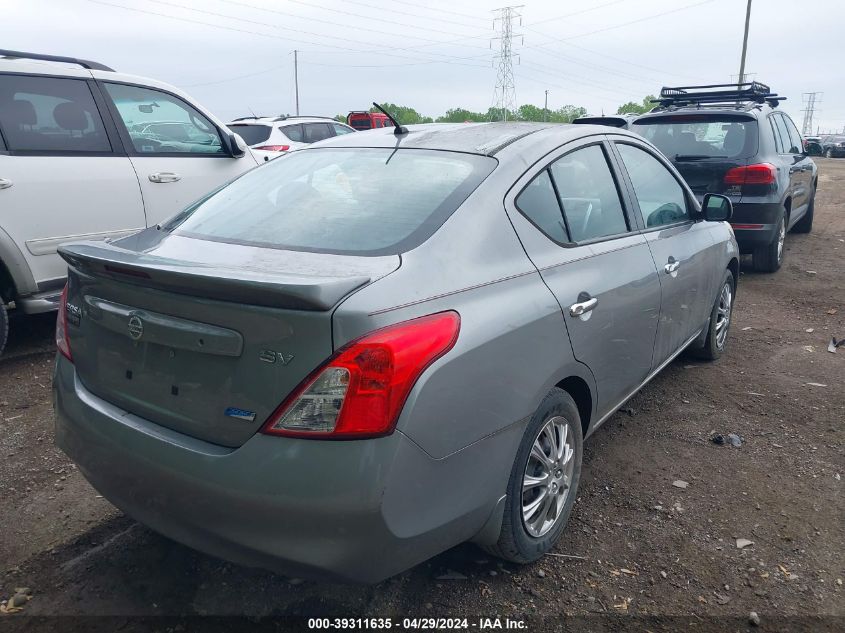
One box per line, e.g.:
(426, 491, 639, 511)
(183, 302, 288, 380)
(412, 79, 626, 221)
(653, 82, 786, 108)
(0, 49, 114, 72)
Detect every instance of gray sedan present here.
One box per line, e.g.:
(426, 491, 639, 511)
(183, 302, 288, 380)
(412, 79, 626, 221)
(53, 122, 739, 583)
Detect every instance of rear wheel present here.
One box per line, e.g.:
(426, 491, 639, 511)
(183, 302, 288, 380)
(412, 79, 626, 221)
(693, 269, 735, 361)
(753, 213, 785, 273)
(483, 388, 583, 564)
(0, 300, 8, 357)
(792, 190, 815, 234)
(825, 148, 833, 158)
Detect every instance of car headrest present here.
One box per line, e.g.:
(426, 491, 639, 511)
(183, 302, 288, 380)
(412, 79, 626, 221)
(722, 126, 744, 154)
(53, 101, 88, 131)
(4, 99, 37, 127)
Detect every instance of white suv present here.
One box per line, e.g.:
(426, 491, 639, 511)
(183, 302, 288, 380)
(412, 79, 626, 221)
(227, 116, 355, 160)
(0, 49, 260, 355)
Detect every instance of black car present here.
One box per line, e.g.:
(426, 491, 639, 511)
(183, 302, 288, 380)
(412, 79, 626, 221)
(821, 135, 845, 158)
(804, 136, 824, 156)
(630, 82, 817, 273)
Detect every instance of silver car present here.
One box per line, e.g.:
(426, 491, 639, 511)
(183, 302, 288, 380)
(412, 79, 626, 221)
(53, 122, 739, 583)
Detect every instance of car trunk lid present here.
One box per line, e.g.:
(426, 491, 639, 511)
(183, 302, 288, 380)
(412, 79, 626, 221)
(60, 237, 399, 447)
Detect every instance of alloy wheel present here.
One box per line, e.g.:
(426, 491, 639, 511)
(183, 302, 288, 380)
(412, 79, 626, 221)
(522, 416, 575, 537)
(776, 221, 785, 263)
(715, 282, 733, 349)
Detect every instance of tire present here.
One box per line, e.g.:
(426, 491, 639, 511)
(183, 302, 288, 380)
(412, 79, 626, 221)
(483, 388, 583, 564)
(825, 148, 833, 158)
(0, 300, 8, 358)
(752, 212, 785, 273)
(693, 270, 735, 361)
(792, 190, 815, 234)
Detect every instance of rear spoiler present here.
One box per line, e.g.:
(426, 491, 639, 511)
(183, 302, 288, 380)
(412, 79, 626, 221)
(59, 242, 370, 311)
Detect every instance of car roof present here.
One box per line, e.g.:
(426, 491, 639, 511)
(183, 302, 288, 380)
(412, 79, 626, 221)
(300, 122, 575, 156)
(228, 116, 345, 125)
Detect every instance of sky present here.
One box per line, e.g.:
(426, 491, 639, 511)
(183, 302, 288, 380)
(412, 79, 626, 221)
(4, 0, 845, 133)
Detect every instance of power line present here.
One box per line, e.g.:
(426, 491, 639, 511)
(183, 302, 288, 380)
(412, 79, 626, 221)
(491, 6, 523, 121)
(391, 0, 489, 22)
(338, 0, 485, 29)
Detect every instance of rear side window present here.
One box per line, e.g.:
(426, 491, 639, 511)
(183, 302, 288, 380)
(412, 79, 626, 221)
(632, 115, 756, 159)
(228, 124, 271, 145)
(550, 145, 628, 242)
(333, 123, 354, 135)
(617, 144, 690, 228)
(0, 74, 111, 152)
(302, 123, 333, 143)
(515, 170, 568, 243)
(280, 124, 304, 142)
(772, 115, 796, 154)
(171, 148, 496, 255)
(782, 115, 803, 154)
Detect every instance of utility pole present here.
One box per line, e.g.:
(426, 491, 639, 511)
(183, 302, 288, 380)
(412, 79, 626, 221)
(490, 5, 523, 122)
(293, 49, 300, 116)
(801, 92, 822, 136)
(737, 0, 752, 86)
(543, 90, 549, 122)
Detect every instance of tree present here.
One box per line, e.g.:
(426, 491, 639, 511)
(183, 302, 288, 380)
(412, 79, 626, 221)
(369, 103, 433, 124)
(435, 108, 487, 123)
(616, 95, 657, 115)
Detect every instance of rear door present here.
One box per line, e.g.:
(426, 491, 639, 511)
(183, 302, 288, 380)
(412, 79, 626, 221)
(505, 138, 661, 415)
(98, 81, 257, 226)
(0, 72, 144, 289)
(612, 139, 717, 366)
(779, 113, 813, 223)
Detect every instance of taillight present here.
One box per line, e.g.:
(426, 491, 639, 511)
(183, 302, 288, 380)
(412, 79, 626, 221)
(262, 312, 461, 439)
(56, 284, 72, 362)
(254, 144, 290, 152)
(724, 163, 777, 186)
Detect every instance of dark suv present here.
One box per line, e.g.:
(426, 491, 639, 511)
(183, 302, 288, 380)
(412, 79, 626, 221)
(630, 83, 817, 272)
(821, 135, 845, 158)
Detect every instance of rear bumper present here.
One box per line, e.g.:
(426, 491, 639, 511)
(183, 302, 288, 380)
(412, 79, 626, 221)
(729, 201, 783, 251)
(53, 358, 508, 583)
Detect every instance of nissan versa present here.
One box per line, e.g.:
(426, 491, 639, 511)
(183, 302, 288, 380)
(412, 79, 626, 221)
(53, 122, 739, 583)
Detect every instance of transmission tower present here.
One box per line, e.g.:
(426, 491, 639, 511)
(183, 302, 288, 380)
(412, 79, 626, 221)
(801, 92, 822, 136)
(490, 5, 523, 122)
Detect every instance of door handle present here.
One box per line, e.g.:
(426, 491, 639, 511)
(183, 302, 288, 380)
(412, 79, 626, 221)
(0, 178, 12, 190)
(569, 296, 598, 317)
(148, 172, 181, 183)
(664, 259, 680, 274)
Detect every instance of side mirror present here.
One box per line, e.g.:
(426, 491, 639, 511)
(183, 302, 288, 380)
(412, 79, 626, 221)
(222, 130, 246, 158)
(702, 193, 732, 222)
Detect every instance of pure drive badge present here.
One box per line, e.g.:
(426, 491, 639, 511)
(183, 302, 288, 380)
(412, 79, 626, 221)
(225, 407, 257, 422)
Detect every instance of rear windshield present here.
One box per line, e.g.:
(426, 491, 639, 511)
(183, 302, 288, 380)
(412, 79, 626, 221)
(348, 118, 372, 130)
(632, 115, 757, 159)
(171, 148, 496, 255)
(228, 124, 272, 145)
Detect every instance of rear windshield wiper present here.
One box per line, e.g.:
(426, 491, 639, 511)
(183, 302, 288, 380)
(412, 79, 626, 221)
(673, 154, 728, 161)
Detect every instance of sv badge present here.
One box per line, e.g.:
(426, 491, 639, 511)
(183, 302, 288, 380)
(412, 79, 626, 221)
(259, 350, 295, 366)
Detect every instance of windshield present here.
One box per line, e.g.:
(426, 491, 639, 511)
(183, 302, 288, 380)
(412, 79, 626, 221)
(632, 115, 757, 159)
(171, 148, 496, 255)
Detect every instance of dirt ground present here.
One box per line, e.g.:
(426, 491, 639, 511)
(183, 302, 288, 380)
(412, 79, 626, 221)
(1, 161, 843, 633)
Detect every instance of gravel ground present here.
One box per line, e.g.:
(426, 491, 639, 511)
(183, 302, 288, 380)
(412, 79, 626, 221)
(1, 160, 843, 633)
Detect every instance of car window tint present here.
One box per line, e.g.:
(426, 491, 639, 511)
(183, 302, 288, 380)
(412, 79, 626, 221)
(782, 115, 803, 154)
(228, 124, 271, 145)
(769, 117, 785, 153)
(171, 148, 496, 255)
(617, 143, 690, 228)
(332, 123, 354, 135)
(550, 144, 628, 241)
(0, 75, 110, 152)
(302, 123, 333, 143)
(104, 83, 224, 155)
(773, 115, 795, 154)
(515, 170, 568, 243)
(281, 124, 304, 142)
